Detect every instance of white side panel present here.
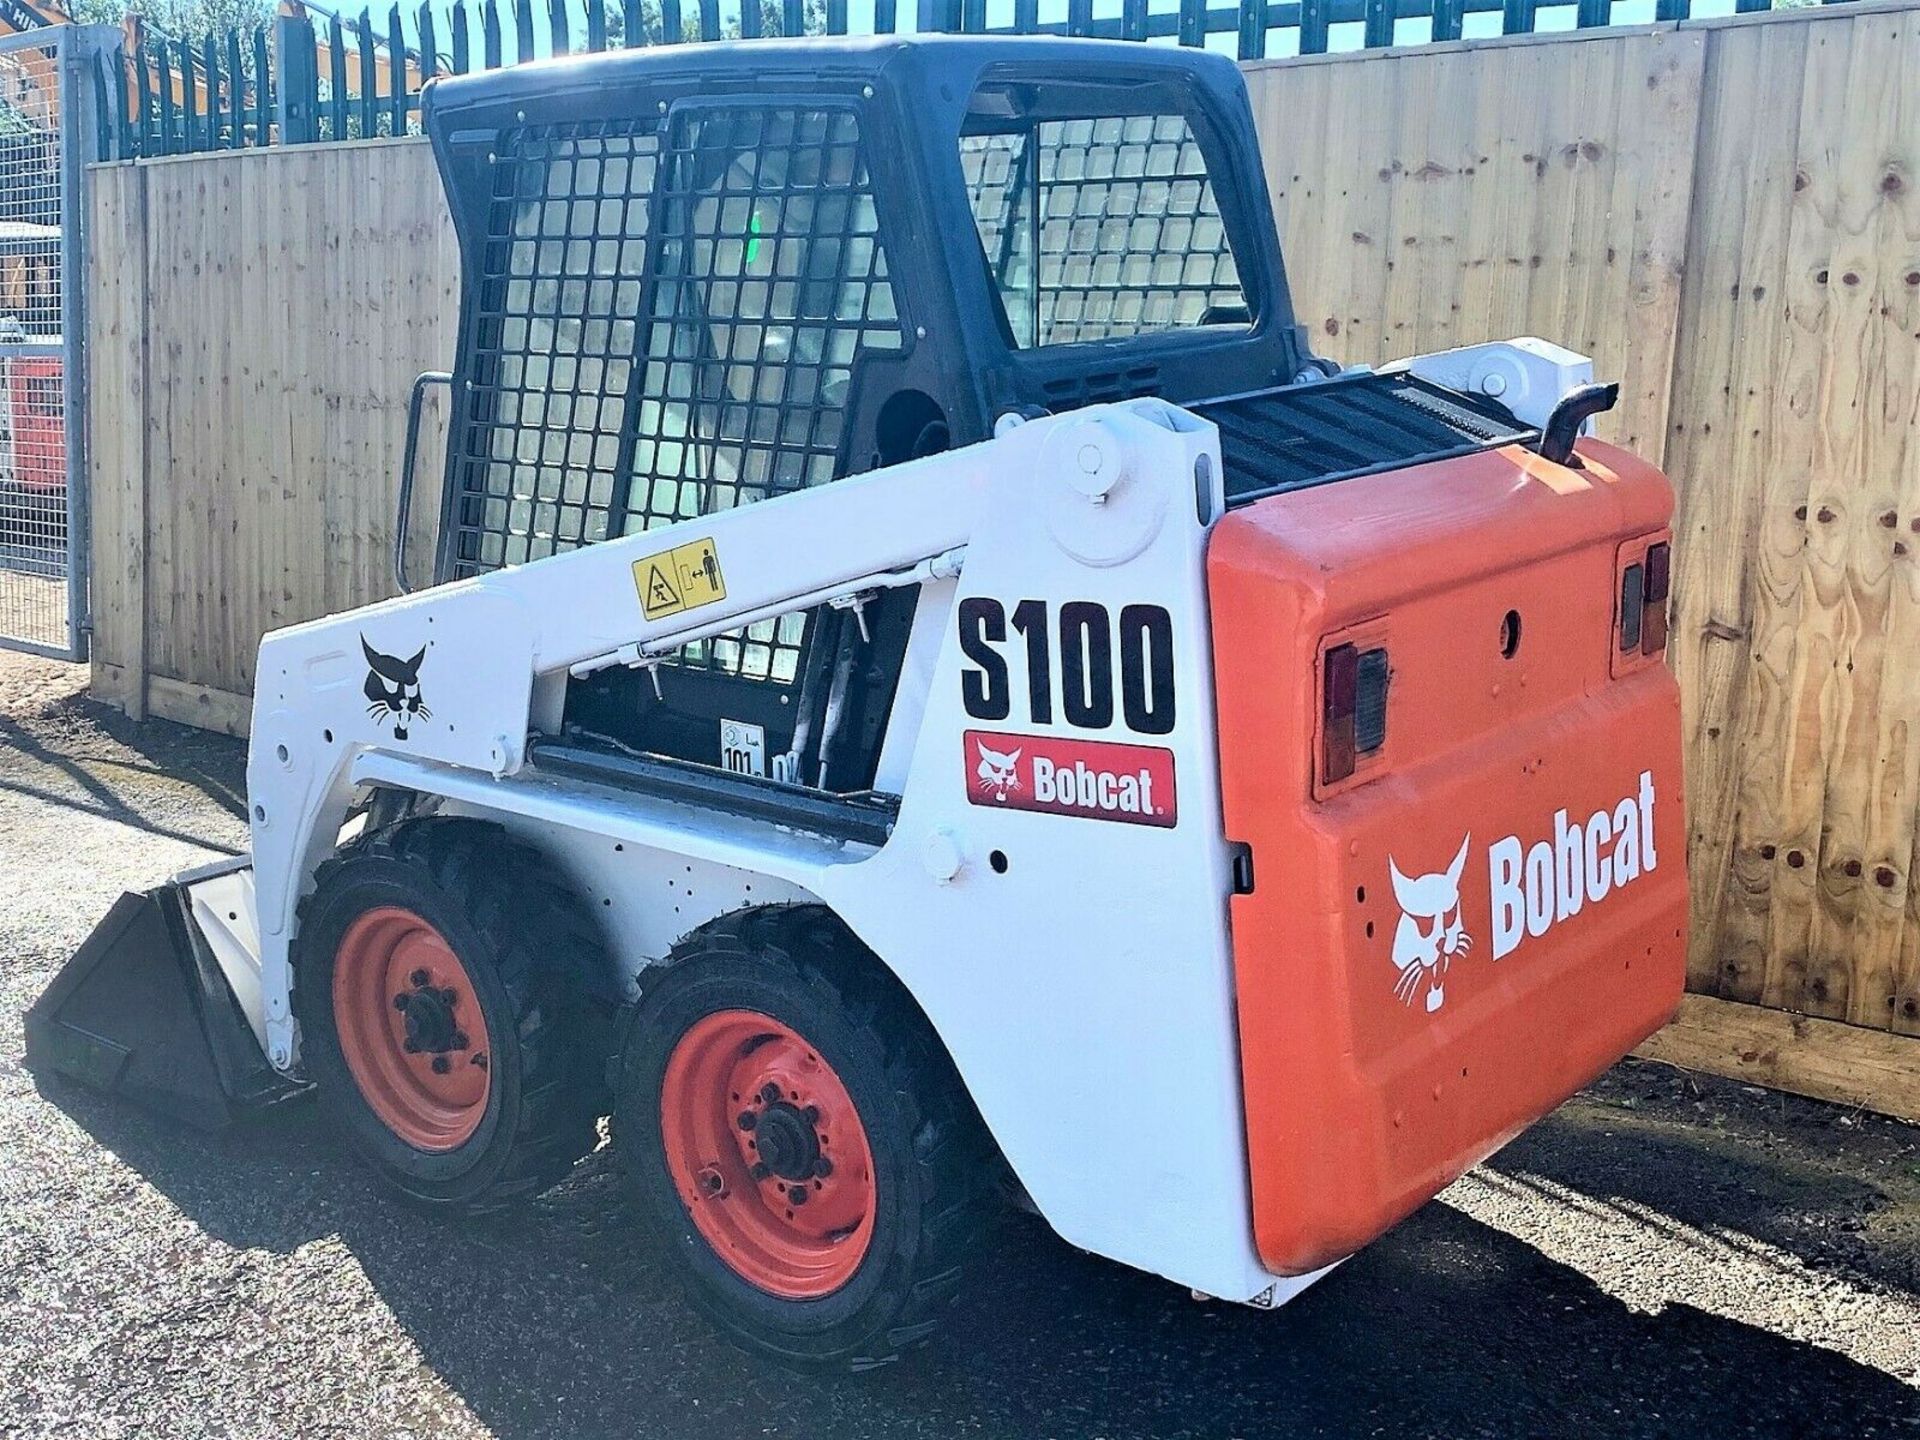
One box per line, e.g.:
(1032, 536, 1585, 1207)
(811, 404, 1275, 1302)
(247, 403, 1312, 1303)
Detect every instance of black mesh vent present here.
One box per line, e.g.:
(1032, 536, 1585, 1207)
(961, 112, 1246, 347)
(1195, 373, 1534, 505)
(448, 104, 903, 687)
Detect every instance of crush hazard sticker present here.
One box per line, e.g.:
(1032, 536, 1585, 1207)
(964, 730, 1176, 828)
(633, 537, 726, 621)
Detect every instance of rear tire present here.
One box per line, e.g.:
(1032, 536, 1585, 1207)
(293, 817, 606, 1212)
(614, 906, 992, 1370)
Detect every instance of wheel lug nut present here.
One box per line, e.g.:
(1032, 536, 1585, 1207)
(788, 1185, 808, 1205)
(409, 969, 429, 987)
(736, 1111, 757, 1131)
(751, 1162, 771, 1181)
(441, 988, 458, 1006)
(803, 1104, 819, 1123)
(431, 1056, 451, 1074)
(451, 1032, 469, 1050)
(759, 1083, 781, 1104)
(392, 995, 409, 1012)
(814, 1158, 833, 1178)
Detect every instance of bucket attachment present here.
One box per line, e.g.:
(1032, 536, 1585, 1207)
(24, 858, 305, 1130)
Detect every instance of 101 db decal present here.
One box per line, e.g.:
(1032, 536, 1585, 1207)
(965, 730, 1177, 828)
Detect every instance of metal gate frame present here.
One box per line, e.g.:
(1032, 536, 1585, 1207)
(0, 23, 120, 662)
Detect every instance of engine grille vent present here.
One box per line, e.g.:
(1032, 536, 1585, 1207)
(1194, 372, 1532, 505)
(1040, 364, 1162, 408)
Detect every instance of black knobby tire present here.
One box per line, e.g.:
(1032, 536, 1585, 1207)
(293, 816, 608, 1212)
(614, 905, 994, 1370)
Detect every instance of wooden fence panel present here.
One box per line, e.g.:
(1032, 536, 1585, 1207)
(99, 138, 459, 723)
(1245, 26, 1705, 459)
(1665, 6, 1920, 1035)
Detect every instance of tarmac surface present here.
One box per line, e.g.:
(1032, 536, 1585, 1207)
(0, 653, 1917, 1439)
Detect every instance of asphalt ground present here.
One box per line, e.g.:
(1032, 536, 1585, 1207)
(1, 652, 1917, 1440)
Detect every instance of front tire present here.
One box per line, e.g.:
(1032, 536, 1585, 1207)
(293, 818, 605, 1212)
(614, 907, 992, 1370)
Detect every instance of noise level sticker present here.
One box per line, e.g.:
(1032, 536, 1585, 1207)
(634, 537, 727, 620)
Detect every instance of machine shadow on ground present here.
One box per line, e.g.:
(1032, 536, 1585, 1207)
(36, 1066, 1920, 1440)
(0, 694, 249, 853)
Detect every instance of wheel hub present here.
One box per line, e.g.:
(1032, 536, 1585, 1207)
(750, 1100, 821, 1181)
(395, 982, 466, 1055)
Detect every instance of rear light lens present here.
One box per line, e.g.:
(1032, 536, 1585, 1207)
(1617, 541, 1671, 658)
(1641, 542, 1670, 655)
(1618, 564, 1644, 652)
(1323, 643, 1389, 784)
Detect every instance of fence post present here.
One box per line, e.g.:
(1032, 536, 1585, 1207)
(274, 13, 318, 145)
(62, 27, 127, 661)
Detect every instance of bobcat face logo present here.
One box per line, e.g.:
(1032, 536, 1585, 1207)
(974, 739, 1023, 802)
(1388, 836, 1473, 1013)
(362, 637, 430, 741)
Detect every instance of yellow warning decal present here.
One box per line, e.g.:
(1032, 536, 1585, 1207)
(633, 537, 727, 621)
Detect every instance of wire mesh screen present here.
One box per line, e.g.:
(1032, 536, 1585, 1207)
(0, 34, 73, 656)
(451, 117, 659, 574)
(636, 104, 902, 682)
(961, 111, 1246, 347)
(451, 102, 902, 686)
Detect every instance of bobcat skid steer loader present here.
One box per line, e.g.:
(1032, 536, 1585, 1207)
(28, 36, 1688, 1369)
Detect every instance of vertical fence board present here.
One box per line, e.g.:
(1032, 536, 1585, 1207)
(86, 163, 149, 717)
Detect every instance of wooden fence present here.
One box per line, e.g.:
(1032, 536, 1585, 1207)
(87, 1, 1920, 1117)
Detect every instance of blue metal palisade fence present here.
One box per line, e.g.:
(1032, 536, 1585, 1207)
(96, 0, 1815, 159)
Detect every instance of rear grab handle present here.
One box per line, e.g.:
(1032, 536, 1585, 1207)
(394, 371, 453, 595)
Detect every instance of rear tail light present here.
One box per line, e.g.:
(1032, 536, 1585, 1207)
(1618, 564, 1644, 653)
(1618, 541, 1670, 658)
(1641, 542, 1670, 655)
(1323, 643, 1390, 784)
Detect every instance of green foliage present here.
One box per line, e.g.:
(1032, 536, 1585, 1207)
(605, 0, 829, 43)
(66, 0, 273, 37)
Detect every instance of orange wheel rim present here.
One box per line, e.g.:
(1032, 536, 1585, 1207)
(660, 1010, 877, 1299)
(331, 906, 493, 1152)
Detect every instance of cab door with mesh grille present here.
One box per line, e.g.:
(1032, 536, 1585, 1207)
(441, 98, 914, 787)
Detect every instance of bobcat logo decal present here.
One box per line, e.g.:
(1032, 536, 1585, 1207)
(974, 739, 1023, 802)
(1388, 836, 1473, 1014)
(362, 637, 430, 741)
